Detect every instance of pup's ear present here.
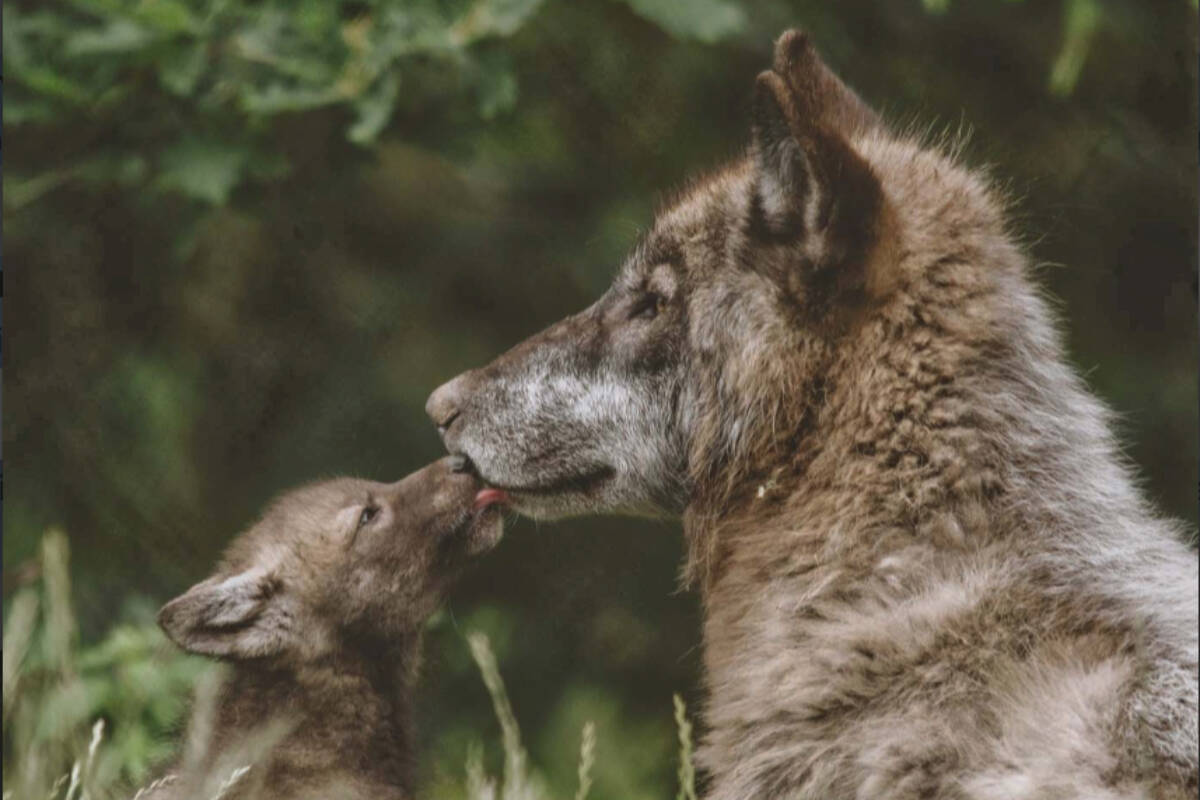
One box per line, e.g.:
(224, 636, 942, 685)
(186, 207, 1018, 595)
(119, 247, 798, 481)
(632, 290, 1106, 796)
(751, 30, 883, 291)
(158, 567, 288, 660)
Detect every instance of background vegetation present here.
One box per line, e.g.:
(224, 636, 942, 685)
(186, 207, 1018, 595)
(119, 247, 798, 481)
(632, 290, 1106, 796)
(5, 0, 1197, 797)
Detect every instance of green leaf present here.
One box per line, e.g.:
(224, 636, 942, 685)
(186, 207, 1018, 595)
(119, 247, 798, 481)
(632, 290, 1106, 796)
(478, 68, 518, 119)
(474, 50, 520, 120)
(76, 154, 148, 187)
(4, 155, 145, 210)
(65, 19, 155, 57)
(4, 95, 58, 125)
(1048, 0, 1102, 96)
(2, 5, 32, 74)
(617, 0, 745, 43)
(11, 65, 92, 104)
(348, 72, 401, 144)
(129, 0, 201, 35)
(76, 626, 158, 671)
(240, 84, 342, 115)
(451, 0, 546, 44)
(158, 41, 207, 96)
(232, 12, 339, 84)
(156, 138, 249, 204)
(294, 0, 340, 38)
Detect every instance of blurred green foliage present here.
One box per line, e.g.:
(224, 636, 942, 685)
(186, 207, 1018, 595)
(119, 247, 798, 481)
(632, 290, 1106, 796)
(4, 0, 757, 208)
(5, 0, 1197, 797)
(4, 0, 550, 206)
(3, 531, 210, 796)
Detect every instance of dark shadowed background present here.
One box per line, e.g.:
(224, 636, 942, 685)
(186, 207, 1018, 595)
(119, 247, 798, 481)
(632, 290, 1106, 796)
(5, 0, 1197, 797)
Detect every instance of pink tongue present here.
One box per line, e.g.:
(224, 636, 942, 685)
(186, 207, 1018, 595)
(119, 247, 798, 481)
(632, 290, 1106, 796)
(473, 488, 510, 511)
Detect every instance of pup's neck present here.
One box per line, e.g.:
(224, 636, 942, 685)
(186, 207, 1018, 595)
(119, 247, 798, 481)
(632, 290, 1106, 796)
(196, 632, 422, 796)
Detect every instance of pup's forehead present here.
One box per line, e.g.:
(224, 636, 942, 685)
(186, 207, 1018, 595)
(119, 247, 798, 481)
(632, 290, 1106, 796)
(238, 477, 379, 549)
(221, 477, 379, 568)
(270, 477, 377, 517)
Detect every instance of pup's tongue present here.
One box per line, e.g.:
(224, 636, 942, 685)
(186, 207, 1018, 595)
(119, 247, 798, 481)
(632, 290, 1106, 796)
(473, 488, 509, 511)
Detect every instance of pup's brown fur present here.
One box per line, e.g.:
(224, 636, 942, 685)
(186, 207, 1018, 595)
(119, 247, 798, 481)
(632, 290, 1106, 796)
(428, 30, 1198, 799)
(151, 457, 502, 800)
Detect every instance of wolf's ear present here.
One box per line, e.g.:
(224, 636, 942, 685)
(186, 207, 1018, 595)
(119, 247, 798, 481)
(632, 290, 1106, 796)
(158, 567, 288, 660)
(751, 31, 883, 288)
(770, 29, 878, 134)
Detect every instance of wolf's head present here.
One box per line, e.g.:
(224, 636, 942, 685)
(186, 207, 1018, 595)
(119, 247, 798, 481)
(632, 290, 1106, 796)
(428, 30, 1007, 529)
(158, 457, 503, 663)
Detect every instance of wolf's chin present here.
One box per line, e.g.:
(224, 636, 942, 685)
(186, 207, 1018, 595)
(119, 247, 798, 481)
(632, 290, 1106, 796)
(501, 489, 610, 520)
(495, 475, 681, 522)
(496, 464, 615, 496)
(462, 458, 618, 519)
(461, 448, 613, 495)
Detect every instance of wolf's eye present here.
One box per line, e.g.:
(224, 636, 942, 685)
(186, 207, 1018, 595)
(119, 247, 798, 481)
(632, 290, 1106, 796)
(357, 505, 379, 530)
(631, 292, 666, 320)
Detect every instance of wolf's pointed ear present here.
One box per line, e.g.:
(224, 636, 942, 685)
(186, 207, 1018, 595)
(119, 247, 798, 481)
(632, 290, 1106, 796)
(771, 29, 879, 134)
(158, 567, 288, 660)
(751, 31, 883, 289)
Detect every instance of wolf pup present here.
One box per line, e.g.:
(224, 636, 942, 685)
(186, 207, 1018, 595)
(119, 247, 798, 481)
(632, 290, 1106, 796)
(149, 456, 507, 800)
(427, 29, 1198, 800)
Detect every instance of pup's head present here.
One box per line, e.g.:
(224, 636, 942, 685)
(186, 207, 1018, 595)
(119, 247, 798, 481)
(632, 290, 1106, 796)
(158, 456, 505, 663)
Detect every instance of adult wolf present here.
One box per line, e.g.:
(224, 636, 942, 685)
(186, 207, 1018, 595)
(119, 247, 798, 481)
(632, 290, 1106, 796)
(427, 30, 1198, 799)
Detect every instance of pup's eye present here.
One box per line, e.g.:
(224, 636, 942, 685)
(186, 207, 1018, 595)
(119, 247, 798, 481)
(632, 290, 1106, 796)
(631, 292, 667, 320)
(357, 505, 379, 530)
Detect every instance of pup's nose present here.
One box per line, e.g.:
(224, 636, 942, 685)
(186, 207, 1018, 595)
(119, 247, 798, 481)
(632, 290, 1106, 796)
(426, 374, 469, 437)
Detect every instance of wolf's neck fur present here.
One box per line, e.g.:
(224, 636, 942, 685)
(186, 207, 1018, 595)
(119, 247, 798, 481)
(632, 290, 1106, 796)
(182, 633, 420, 798)
(683, 171, 1197, 796)
(687, 244, 1160, 599)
